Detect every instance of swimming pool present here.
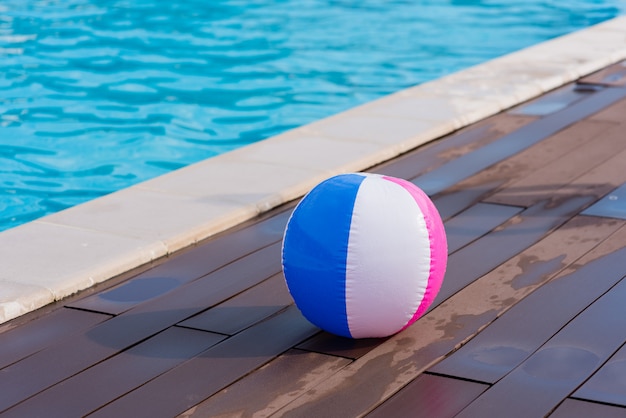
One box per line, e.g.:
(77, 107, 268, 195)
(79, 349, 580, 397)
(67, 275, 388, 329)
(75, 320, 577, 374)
(1, 1, 625, 232)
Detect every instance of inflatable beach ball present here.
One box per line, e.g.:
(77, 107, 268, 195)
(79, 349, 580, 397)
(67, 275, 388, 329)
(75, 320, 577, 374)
(281, 173, 447, 339)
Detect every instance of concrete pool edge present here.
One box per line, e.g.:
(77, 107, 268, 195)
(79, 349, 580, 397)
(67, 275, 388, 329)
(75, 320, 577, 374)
(1, 16, 625, 325)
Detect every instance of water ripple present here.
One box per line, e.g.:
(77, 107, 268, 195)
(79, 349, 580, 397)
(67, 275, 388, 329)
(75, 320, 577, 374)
(1, 0, 625, 231)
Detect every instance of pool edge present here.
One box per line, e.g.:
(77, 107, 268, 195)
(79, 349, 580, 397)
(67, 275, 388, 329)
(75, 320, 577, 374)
(2, 16, 626, 324)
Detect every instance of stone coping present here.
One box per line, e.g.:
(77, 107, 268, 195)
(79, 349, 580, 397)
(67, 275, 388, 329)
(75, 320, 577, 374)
(1, 16, 626, 324)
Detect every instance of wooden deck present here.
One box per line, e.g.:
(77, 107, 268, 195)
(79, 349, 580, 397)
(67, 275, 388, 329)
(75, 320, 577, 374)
(2, 62, 626, 417)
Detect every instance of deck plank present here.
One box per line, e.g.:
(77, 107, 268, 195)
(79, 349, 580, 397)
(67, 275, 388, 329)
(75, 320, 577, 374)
(432, 180, 507, 220)
(486, 122, 626, 207)
(89, 306, 318, 418)
(551, 399, 626, 417)
(429, 231, 626, 384)
(295, 333, 385, 360)
(508, 84, 592, 116)
(455, 275, 626, 417)
(443, 117, 617, 208)
(579, 60, 626, 86)
(366, 373, 488, 418)
(417, 118, 618, 220)
(66, 209, 290, 315)
(0, 243, 282, 412)
(0, 308, 110, 370)
(413, 86, 626, 196)
(434, 195, 592, 307)
(2, 327, 225, 418)
(177, 349, 350, 417)
(589, 90, 626, 121)
(374, 114, 537, 180)
(573, 337, 626, 406)
(444, 203, 522, 253)
(582, 182, 626, 220)
(177, 273, 293, 335)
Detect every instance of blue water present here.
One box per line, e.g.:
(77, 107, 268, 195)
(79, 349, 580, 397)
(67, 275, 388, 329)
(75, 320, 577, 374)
(1, 1, 625, 232)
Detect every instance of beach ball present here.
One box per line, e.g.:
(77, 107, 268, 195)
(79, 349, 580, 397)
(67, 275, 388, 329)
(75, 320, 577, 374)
(281, 173, 447, 339)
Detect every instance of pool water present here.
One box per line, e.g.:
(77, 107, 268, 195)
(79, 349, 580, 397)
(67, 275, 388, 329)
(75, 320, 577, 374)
(1, 0, 625, 232)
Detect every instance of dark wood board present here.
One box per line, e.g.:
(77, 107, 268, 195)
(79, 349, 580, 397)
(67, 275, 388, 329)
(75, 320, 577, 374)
(0, 308, 110, 370)
(573, 334, 626, 407)
(67, 209, 290, 315)
(429, 245, 626, 384)
(177, 273, 293, 335)
(0, 243, 282, 411)
(88, 306, 318, 418)
(366, 373, 488, 418)
(373, 114, 537, 180)
(455, 276, 626, 418)
(2, 327, 225, 418)
(550, 398, 626, 418)
(414, 86, 626, 196)
(177, 349, 351, 417)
